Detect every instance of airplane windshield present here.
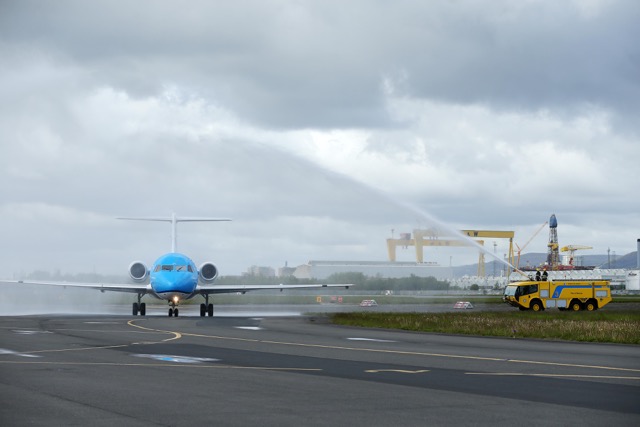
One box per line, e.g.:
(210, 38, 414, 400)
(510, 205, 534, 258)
(154, 264, 193, 272)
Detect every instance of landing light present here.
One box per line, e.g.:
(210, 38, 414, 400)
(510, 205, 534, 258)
(173, 296, 179, 303)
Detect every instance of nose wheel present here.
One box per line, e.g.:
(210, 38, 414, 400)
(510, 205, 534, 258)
(168, 300, 179, 317)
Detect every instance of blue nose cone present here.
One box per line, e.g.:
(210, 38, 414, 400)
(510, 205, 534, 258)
(153, 272, 196, 294)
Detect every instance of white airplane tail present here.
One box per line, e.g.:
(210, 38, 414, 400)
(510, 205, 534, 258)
(117, 212, 231, 252)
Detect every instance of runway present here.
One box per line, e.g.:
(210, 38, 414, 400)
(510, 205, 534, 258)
(1, 312, 639, 426)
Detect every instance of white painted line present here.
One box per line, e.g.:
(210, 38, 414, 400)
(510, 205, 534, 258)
(235, 326, 263, 331)
(84, 322, 119, 324)
(0, 348, 41, 358)
(12, 330, 51, 335)
(132, 354, 219, 364)
(347, 338, 396, 343)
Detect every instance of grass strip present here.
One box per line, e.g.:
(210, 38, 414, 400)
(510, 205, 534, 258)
(330, 311, 640, 344)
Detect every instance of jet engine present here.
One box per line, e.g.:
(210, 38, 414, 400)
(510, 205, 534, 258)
(128, 261, 149, 282)
(199, 262, 218, 282)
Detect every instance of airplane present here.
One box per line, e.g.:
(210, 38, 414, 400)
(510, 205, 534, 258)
(7, 213, 352, 317)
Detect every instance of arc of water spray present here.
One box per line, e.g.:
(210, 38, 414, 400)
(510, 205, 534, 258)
(263, 143, 529, 279)
(384, 196, 529, 279)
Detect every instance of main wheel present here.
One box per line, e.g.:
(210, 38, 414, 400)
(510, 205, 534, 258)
(585, 301, 597, 311)
(132, 302, 139, 316)
(168, 308, 173, 317)
(174, 308, 179, 317)
(200, 304, 206, 317)
(140, 303, 146, 316)
(207, 303, 214, 317)
(570, 301, 582, 311)
(530, 301, 543, 312)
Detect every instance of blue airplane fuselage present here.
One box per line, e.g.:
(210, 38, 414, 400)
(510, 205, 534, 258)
(149, 253, 199, 301)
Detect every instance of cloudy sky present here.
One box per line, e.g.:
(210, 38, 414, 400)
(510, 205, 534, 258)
(1, 0, 638, 277)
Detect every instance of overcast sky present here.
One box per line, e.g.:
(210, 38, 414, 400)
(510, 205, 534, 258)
(1, 0, 638, 277)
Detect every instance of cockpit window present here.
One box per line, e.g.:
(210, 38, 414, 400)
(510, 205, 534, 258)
(188, 265, 193, 272)
(154, 265, 161, 272)
(176, 265, 187, 272)
(161, 265, 173, 271)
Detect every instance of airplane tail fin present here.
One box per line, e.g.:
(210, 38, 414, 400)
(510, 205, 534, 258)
(117, 213, 231, 252)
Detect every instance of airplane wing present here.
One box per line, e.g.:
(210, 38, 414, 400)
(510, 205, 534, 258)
(197, 283, 352, 295)
(1, 280, 149, 294)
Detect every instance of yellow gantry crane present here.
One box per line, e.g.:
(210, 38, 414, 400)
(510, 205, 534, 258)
(386, 229, 514, 276)
(560, 245, 593, 266)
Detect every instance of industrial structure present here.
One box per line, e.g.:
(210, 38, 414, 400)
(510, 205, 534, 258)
(386, 228, 515, 277)
(546, 214, 560, 268)
(293, 260, 450, 280)
(537, 214, 596, 271)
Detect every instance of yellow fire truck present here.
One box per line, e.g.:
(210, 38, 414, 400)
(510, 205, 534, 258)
(503, 279, 612, 312)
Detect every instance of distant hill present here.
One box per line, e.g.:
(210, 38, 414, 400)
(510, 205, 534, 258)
(453, 251, 638, 277)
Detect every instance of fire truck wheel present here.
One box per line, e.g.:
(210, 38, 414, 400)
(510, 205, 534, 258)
(530, 301, 543, 312)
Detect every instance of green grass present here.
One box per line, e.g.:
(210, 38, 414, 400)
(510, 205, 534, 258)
(330, 310, 640, 344)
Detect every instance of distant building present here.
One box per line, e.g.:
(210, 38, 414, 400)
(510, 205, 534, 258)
(293, 260, 450, 280)
(277, 265, 296, 277)
(246, 265, 276, 277)
(276, 261, 296, 277)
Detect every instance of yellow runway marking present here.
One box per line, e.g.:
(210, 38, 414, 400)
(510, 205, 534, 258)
(127, 320, 182, 342)
(0, 320, 182, 356)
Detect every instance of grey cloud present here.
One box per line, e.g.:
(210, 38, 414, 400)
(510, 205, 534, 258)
(5, 1, 636, 130)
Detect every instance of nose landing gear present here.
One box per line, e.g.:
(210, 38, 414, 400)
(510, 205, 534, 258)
(168, 299, 179, 317)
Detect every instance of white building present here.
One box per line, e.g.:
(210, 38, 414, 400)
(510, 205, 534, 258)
(293, 260, 451, 280)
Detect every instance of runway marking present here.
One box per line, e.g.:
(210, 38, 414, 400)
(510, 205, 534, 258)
(125, 322, 640, 374)
(12, 330, 52, 335)
(466, 372, 640, 381)
(347, 338, 396, 343)
(84, 322, 120, 324)
(133, 354, 219, 364)
(127, 320, 182, 342)
(366, 369, 430, 374)
(21, 344, 131, 354)
(0, 348, 41, 358)
(235, 327, 263, 331)
(0, 360, 321, 372)
(506, 358, 640, 373)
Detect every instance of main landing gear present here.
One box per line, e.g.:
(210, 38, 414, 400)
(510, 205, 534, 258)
(132, 293, 146, 316)
(200, 294, 214, 317)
